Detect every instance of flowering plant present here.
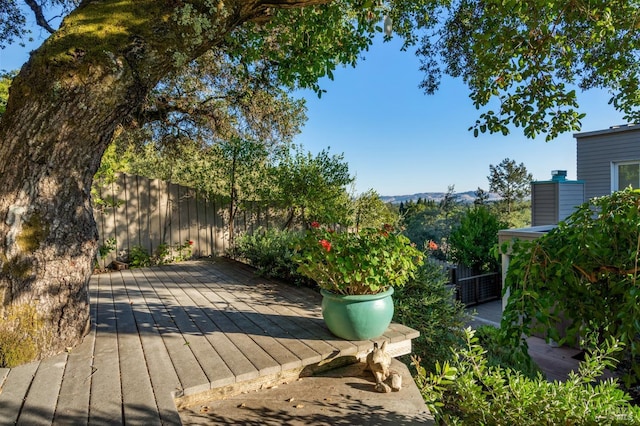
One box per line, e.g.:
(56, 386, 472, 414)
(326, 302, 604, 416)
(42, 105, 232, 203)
(293, 223, 424, 295)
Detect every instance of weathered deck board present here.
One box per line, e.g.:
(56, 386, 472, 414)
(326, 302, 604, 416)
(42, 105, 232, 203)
(178, 264, 324, 364)
(153, 266, 284, 379)
(53, 328, 95, 425)
(18, 352, 67, 425)
(136, 268, 212, 395)
(194, 262, 360, 357)
(126, 269, 182, 425)
(89, 272, 123, 425)
(0, 361, 39, 424)
(2, 259, 420, 425)
(147, 267, 236, 392)
(160, 274, 260, 383)
(114, 271, 162, 425)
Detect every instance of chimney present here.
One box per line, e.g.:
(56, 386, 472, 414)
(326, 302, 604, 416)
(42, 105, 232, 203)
(551, 170, 567, 182)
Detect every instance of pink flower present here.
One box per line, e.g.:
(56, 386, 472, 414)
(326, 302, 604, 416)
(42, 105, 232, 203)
(319, 239, 332, 252)
(311, 221, 320, 229)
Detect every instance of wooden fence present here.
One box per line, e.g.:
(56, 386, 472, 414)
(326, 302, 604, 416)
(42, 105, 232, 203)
(93, 173, 284, 268)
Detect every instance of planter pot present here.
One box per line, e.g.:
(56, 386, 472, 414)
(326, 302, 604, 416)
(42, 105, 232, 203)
(320, 287, 394, 340)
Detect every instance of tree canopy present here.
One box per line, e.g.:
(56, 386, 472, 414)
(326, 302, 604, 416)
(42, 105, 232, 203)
(3, 0, 640, 139)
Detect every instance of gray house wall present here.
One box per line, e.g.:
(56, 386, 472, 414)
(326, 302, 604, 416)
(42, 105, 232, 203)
(531, 183, 557, 225)
(558, 184, 586, 218)
(531, 180, 585, 226)
(575, 125, 640, 200)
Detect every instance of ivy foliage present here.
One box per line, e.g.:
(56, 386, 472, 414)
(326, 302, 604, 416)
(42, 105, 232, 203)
(501, 188, 640, 385)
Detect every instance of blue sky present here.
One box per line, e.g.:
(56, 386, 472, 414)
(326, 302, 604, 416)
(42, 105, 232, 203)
(2, 26, 628, 197)
(294, 36, 627, 196)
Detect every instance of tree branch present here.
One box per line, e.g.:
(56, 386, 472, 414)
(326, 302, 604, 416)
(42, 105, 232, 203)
(23, 0, 57, 34)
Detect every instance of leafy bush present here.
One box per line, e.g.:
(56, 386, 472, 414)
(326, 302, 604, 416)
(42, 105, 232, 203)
(127, 239, 194, 268)
(393, 260, 468, 370)
(128, 245, 151, 268)
(413, 328, 640, 425)
(232, 228, 310, 286)
(448, 206, 505, 273)
(502, 188, 640, 386)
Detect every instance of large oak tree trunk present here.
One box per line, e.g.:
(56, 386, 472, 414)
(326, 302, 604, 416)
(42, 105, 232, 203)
(0, 0, 327, 361)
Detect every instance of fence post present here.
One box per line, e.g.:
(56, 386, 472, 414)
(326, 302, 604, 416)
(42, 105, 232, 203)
(449, 266, 459, 301)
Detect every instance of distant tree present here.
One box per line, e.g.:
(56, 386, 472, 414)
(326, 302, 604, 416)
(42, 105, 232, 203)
(488, 158, 533, 214)
(439, 184, 460, 218)
(403, 199, 427, 221)
(269, 146, 354, 229)
(402, 185, 465, 258)
(213, 138, 270, 246)
(353, 189, 398, 232)
(474, 187, 489, 205)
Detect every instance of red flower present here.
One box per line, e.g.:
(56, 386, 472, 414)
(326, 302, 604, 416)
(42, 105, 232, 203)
(188, 240, 194, 245)
(428, 240, 438, 250)
(319, 239, 332, 252)
(383, 223, 393, 232)
(311, 221, 320, 229)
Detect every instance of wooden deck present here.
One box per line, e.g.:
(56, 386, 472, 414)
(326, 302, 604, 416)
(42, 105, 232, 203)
(0, 259, 419, 425)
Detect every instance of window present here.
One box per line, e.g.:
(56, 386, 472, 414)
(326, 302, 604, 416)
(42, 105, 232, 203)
(612, 161, 640, 192)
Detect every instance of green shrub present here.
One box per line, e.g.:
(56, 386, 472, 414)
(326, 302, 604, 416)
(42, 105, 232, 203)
(128, 245, 151, 268)
(232, 228, 310, 286)
(448, 206, 505, 273)
(393, 260, 468, 370)
(414, 328, 640, 425)
(126, 239, 193, 268)
(172, 239, 194, 262)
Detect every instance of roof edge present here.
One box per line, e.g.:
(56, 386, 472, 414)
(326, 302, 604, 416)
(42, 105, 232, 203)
(574, 123, 640, 139)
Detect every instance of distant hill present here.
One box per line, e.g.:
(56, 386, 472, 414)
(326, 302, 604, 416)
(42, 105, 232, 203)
(380, 191, 501, 204)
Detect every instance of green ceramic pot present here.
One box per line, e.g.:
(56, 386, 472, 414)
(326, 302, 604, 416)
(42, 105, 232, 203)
(320, 287, 394, 340)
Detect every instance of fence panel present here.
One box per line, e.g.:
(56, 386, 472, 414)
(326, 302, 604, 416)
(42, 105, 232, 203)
(456, 273, 502, 306)
(427, 258, 501, 306)
(93, 173, 277, 266)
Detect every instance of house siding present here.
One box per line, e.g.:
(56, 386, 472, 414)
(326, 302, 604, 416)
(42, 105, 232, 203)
(531, 181, 584, 226)
(576, 126, 640, 200)
(558, 184, 585, 220)
(531, 183, 558, 226)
